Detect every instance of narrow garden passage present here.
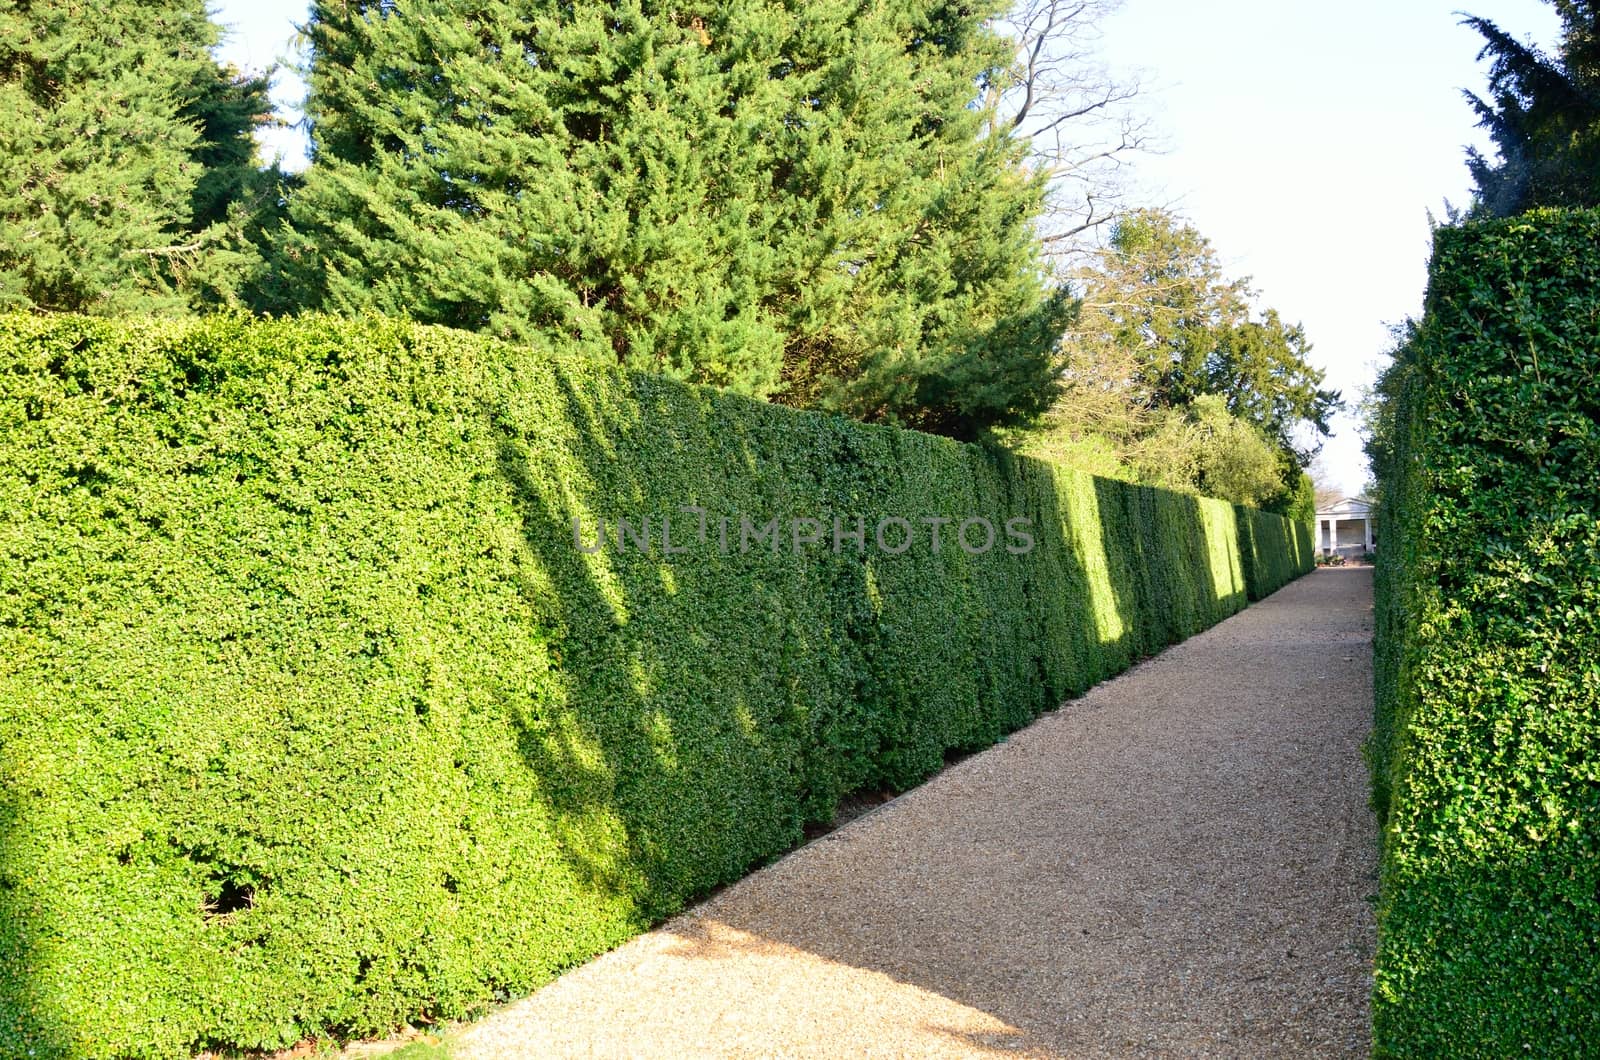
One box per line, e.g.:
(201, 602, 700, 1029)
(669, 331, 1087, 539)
(453, 569, 1377, 1058)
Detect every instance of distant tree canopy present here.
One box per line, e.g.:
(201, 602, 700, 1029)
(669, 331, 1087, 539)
(0, 0, 274, 313)
(1463, 1, 1600, 217)
(1135, 395, 1288, 510)
(268, 0, 1074, 438)
(1086, 211, 1337, 459)
(1014, 210, 1337, 513)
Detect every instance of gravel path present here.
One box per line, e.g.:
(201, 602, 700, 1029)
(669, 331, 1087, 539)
(452, 569, 1377, 1058)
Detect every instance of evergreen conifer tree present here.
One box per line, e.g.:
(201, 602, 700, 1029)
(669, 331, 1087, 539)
(278, 0, 1069, 436)
(1463, 2, 1600, 216)
(0, 0, 272, 313)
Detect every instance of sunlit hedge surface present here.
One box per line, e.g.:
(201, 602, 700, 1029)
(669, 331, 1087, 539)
(0, 314, 1310, 1057)
(1370, 210, 1600, 1056)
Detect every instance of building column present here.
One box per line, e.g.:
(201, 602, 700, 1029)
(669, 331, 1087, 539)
(1365, 518, 1373, 552)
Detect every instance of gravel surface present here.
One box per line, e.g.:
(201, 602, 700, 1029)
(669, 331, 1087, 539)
(451, 569, 1378, 1058)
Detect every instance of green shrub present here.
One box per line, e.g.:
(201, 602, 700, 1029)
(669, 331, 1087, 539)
(0, 313, 1311, 1058)
(1369, 209, 1600, 1057)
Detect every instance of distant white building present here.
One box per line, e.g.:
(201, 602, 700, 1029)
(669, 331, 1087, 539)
(1316, 496, 1375, 557)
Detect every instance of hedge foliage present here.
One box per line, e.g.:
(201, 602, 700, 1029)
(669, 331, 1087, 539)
(0, 314, 1311, 1058)
(1370, 209, 1600, 1056)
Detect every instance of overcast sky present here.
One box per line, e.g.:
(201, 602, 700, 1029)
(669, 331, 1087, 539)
(213, 0, 1564, 496)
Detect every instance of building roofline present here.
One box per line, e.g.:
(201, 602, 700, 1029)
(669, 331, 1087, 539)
(1314, 495, 1374, 514)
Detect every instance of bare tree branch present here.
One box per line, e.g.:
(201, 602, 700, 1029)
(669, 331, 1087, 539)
(988, 0, 1155, 262)
(123, 242, 207, 257)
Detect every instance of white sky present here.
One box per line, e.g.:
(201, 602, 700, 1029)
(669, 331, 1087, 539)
(212, 0, 1565, 495)
(1094, 0, 1562, 494)
(210, 1, 310, 168)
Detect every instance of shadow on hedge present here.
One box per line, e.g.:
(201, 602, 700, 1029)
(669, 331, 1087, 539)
(0, 793, 66, 1058)
(475, 362, 1281, 952)
(478, 366, 1180, 933)
(486, 370, 844, 926)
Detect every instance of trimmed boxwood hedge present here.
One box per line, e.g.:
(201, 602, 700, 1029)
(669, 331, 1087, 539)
(1370, 209, 1600, 1057)
(0, 314, 1312, 1058)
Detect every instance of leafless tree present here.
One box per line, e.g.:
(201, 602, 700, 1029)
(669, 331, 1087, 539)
(986, 0, 1155, 262)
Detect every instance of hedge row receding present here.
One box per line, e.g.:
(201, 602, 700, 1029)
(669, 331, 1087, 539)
(1371, 210, 1600, 1057)
(0, 314, 1312, 1058)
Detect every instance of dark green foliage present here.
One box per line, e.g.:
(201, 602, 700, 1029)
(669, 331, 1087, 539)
(1368, 209, 1600, 1056)
(175, 65, 292, 312)
(0, 314, 1311, 1058)
(182, 64, 274, 235)
(1463, 3, 1600, 216)
(1234, 503, 1312, 602)
(0, 0, 274, 313)
(274, 0, 1068, 437)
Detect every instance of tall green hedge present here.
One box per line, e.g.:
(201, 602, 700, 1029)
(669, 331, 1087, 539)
(1370, 209, 1600, 1057)
(0, 314, 1311, 1058)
